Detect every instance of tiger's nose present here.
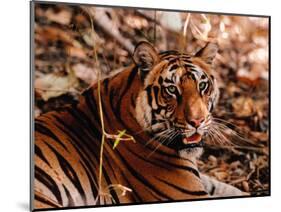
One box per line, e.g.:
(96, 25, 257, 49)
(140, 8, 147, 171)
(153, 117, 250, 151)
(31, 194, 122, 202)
(187, 117, 205, 128)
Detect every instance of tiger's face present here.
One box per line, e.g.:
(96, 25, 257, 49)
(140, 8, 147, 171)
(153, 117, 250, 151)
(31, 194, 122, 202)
(134, 42, 219, 155)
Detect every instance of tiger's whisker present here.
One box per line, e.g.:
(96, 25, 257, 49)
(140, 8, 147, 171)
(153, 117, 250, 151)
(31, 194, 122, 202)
(211, 121, 255, 145)
(211, 119, 253, 142)
(210, 125, 235, 146)
(145, 128, 174, 147)
(147, 130, 177, 158)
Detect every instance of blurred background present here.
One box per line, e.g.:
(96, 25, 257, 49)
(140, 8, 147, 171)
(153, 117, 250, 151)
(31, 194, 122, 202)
(33, 3, 269, 195)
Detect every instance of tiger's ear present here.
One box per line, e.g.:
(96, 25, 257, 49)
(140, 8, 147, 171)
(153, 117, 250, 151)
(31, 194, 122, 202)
(194, 42, 218, 65)
(133, 41, 159, 73)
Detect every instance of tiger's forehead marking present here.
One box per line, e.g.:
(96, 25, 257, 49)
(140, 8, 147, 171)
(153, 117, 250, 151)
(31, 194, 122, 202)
(159, 54, 208, 83)
(145, 51, 212, 88)
(160, 51, 192, 60)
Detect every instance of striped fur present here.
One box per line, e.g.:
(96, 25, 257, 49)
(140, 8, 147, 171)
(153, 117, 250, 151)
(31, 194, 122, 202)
(33, 42, 244, 210)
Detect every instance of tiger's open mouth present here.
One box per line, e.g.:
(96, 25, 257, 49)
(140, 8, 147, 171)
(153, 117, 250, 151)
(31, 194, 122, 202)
(182, 133, 202, 145)
(166, 132, 204, 150)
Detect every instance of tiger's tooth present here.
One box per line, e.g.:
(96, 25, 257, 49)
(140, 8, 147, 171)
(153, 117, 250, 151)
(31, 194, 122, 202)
(183, 138, 189, 144)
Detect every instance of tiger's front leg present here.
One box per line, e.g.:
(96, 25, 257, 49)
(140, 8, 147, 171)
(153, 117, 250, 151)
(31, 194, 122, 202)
(200, 174, 248, 197)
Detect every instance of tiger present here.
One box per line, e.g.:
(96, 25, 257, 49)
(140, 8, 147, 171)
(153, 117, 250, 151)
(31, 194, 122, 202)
(33, 41, 246, 210)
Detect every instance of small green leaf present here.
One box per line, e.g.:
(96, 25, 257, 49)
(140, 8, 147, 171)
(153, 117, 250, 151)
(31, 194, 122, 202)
(113, 130, 126, 149)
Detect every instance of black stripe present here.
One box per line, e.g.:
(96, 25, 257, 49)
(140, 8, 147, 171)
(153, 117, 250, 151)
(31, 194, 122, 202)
(44, 142, 86, 204)
(168, 64, 179, 72)
(35, 144, 50, 166)
(131, 95, 136, 108)
(35, 165, 63, 205)
(158, 76, 163, 85)
(153, 105, 166, 114)
(35, 194, 60, 208)
(168, 59, 178, 65)
(156, 177, 208, 196)
(173, 164, 200, 178)
(177, 94, 183, 104)
(35, 120, 68, 151)
(62, 185, 75, 206)
(153, 86, 160, 107)
(190, 68, 199, 73)
(180, 55, 191, 59)
(103, 78, 109, 94)
(164, 78, 174, 83)
(80, 162, 99, 198)
(82, 87, 101, 126)
(109, 87, 116, 110)
(159, 50, 179, 56)
(180, 58, 192, 63)
(190, 72, 196, 81)
(209, 102, 214, 112)
(185, 64, 195, 68)
(164, 54, 179, 59)
(210, 184, 216, 195)
(145, 85, 153, 107)
(151, 119, 166, 125)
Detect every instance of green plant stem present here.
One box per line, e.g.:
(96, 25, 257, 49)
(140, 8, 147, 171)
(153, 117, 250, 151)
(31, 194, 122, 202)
(88, 9, 105, 195)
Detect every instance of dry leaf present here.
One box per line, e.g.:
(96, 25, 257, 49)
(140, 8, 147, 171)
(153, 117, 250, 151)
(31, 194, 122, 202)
(214, 171, 228, 180)
(72, 63, 97, 84)
(232, 96, 255, 118)
(66, 46, 87, 59)
(45, 8, 72, 25)
(35, 70, 79, 101)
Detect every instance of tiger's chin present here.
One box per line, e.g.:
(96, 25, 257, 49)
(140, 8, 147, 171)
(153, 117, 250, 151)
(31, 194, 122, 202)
(167, 133, 205, 159)
(178, 147, 204, 159)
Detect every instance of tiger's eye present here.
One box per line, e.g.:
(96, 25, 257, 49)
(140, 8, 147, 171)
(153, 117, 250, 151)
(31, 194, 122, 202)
(167, 85, 177, 94)
(199, 82, 207, 90)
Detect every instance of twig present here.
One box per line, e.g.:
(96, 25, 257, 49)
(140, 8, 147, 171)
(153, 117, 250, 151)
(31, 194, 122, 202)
(153, 10, 157, 45)
(183, 13, 191, 38)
